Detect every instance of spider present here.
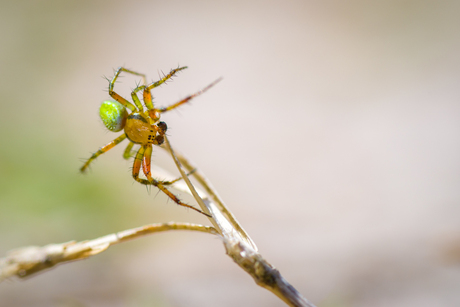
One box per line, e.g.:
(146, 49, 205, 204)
(80, 66, 220, 217)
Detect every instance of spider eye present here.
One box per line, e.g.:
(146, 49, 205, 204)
(99, 100, 128, 132)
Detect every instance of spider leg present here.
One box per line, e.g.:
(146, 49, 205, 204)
(141, 66, 188, 120)
(132, 145, 211, 217)
(109, 67, 147, 91)
(108, 90, 136, 112)
(141, 145, 196, 185)
(146, 66, 188, 92)
(130, 90, 144, 112)
(80, 134, 127, 172)
(109, 67, 148, 112)
(123, 141, 135, 159)
(160, 169, 197, 185)
(125, 141, 193, 184)
(158, 77, 222, 113)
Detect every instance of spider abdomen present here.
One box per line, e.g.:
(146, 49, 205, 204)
(124, 113, 156, 145)
(99, 100, 128, 132)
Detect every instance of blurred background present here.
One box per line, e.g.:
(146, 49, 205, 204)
(0, 0, 459, 306)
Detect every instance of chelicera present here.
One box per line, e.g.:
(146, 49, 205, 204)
(80, 66, 220, 217)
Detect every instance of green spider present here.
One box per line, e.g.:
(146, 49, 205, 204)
(81, 66, 220, 217)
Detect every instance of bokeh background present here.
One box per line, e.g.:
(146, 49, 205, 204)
(1, 1, 459, 306)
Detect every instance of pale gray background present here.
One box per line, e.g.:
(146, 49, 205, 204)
(0, 1, 459, 306)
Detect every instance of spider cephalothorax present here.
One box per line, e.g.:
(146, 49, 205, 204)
(81, 66, 221, 216)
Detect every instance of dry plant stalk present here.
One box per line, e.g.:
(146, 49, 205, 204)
(0, 137, 315, 307)
(0, 223, 216, 280)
